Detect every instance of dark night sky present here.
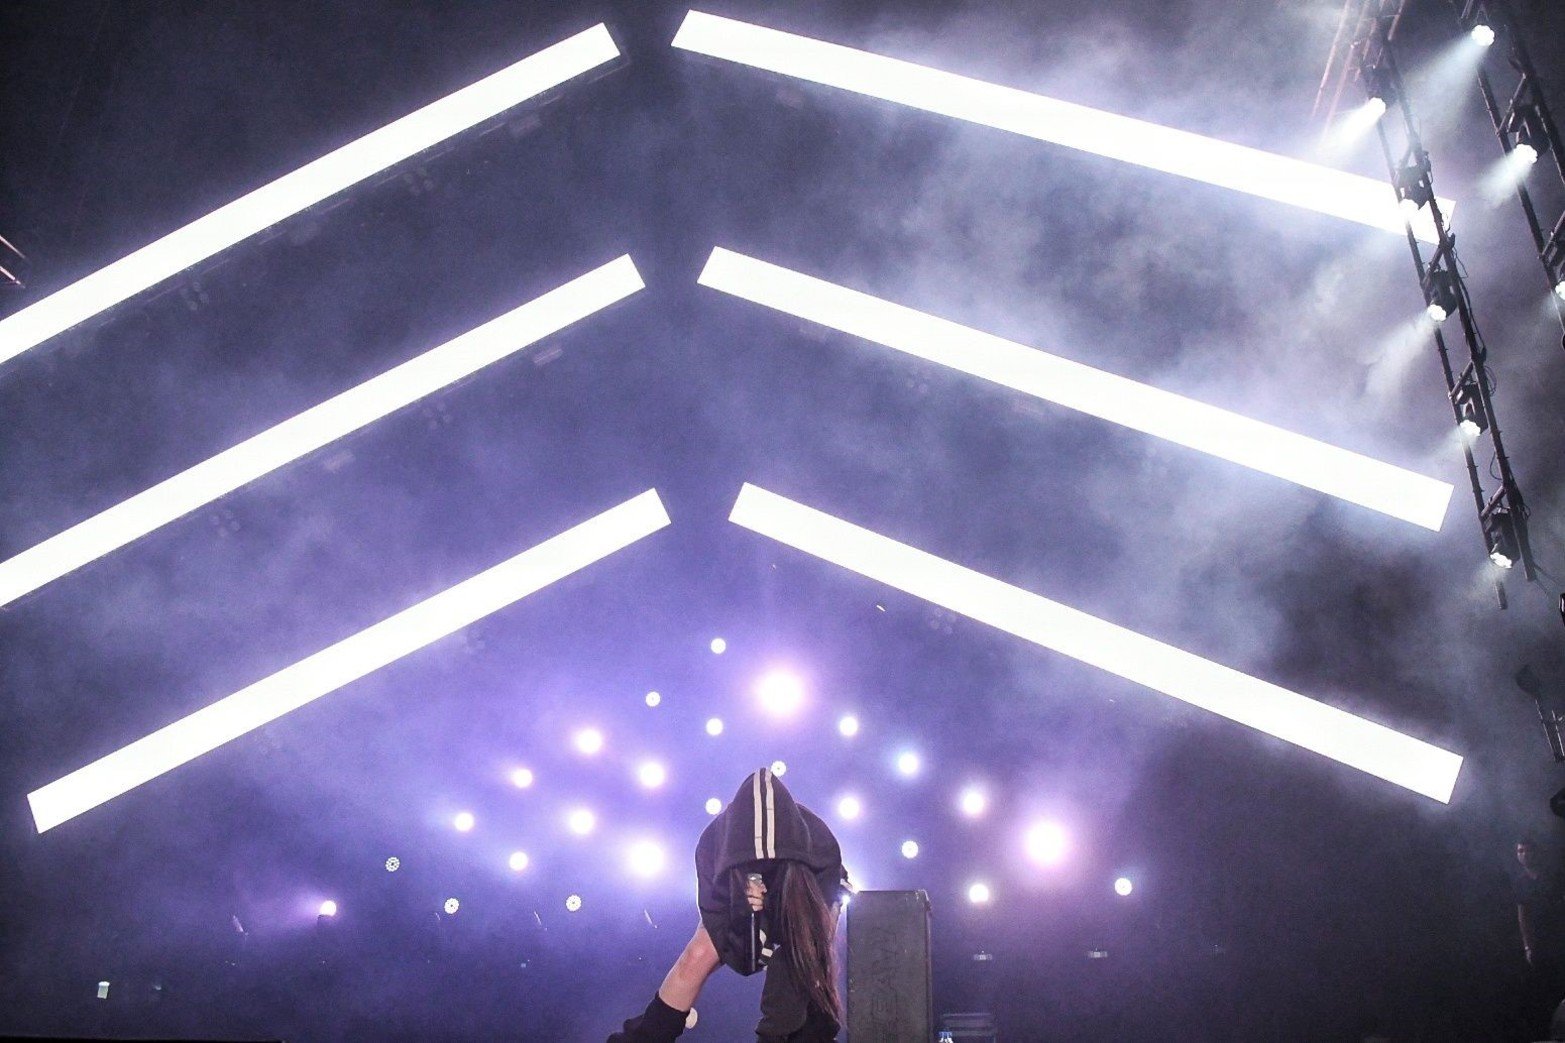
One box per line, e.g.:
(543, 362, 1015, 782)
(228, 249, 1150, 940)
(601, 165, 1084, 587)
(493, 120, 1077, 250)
(2, 1, 1565, 1039)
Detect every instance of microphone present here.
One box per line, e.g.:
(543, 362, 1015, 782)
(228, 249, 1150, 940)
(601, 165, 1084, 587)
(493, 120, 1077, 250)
(746, 872, 764, 973)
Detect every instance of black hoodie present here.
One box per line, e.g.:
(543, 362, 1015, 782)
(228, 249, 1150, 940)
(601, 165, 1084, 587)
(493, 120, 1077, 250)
(694, 768, 850, 1038)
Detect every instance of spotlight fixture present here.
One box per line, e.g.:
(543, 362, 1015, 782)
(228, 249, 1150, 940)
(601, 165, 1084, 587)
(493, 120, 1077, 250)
(1469, 23, 1496, 47)
(838, 714, 861, 738)
(1451, 370, 1488, 439)
(566, 808, 596, 836)
(1505, 105, 1549, 168)
(645, 691, 662, 708)
(710, 637, 728, 655)
(453, 811, 475, 833)
(508, 851, 530, 872)
(967, 882, 992, 905)
(443, 898, 460, 915)
(1114, 877, 1134, 896)
(1553, 279, 1565, 302)
(565, 894, 583, 912)
(626, 840, 667, 879)
(756, 669, 806, 717)
(895, 751, 921, 777)
(958, 786, 988, 818)
(1422, 264, 1459, 325)
(901, 840, 920, 859)
(384, 856, 401, 872)
(705, 717, 725, 737)
(1394, 151, 1436, 218)
(705, 797, 723, 815)
(510, 767, 535, 789)
(318, 900, 338, 917)
(1483, 502, 1522, 570)
(1024, 821, 1069, 866)
(636, 761, 668, 789)
(573, 728, 605, 756)
(836, 795, 863, 820)
(770, 760, 788, 776)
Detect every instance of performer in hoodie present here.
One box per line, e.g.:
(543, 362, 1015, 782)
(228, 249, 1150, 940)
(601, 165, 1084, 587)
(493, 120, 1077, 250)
(608, 766, 850, 1043)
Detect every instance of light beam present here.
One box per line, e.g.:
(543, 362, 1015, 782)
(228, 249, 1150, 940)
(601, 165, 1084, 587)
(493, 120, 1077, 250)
(673, 11, 1448, 241)
(728, 483, 1463, 802)
(27, 489, 671, 832)
(701, 249, 1452, 531)
(0, 256, 644, 609)
(0, 25, 621, 368)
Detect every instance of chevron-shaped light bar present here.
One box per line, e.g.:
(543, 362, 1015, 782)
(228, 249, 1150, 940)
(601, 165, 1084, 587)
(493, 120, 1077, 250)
(0, 24, 620, 369)
(729, 483, 1463, 803)
(0, 255, 644, 609)
(27, 488, 671, 832)
(701, 248, 1453, 530)
(673, 11, 1447, 242)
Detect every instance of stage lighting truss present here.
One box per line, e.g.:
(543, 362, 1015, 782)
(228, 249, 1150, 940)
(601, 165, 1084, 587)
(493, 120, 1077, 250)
(25, 489, 671, 832)
(671, 10, 1446, 242)
(1352, 17, 1537, 591)
(699, 247, 1453, 530)
(0, 255, 645, 610)
(1462, 0, 1565, 340)
(729, 483, 1465, 803)
(0, 24, 621, 369)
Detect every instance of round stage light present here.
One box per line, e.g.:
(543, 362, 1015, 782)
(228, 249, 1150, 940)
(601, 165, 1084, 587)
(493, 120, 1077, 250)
(384, 856, 401, 872)
(705, 797, 723, 815)
(318, 900, 338, 917)
(453, 811, 475, 833)
(1470, 23, 1495, 47)
(567, 808, 596, 836)
(510, 767, 535, 789)
(1515, 142, 1540, 167)
(573, 728, 605, 756)
(838, 714, 860, 738)
(755, 670, 805, 717)
(627, 840, 667, 879)
(895, 750, 921, 778)
(967, 882, 992, 905)
(709, 637, 727, 655)
(901, 840, 920, 859)
(509, 851, 530, 872)
(637, 761, 668, 789)
(565, 894, 583, 913)
(1024, 821, 1069, 866)
(705, 717, 725, 737)
(645, 691, 661, 707)
(1114, 876, 1134, 896)
(770, 760, 787, 777)
(443, 898, 460, 915)
(958, 786, 988, 818)
(836, 795, 863, 821)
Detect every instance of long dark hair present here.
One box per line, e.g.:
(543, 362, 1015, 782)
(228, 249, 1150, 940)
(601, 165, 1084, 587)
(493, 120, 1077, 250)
(739, 861, 841, 1023)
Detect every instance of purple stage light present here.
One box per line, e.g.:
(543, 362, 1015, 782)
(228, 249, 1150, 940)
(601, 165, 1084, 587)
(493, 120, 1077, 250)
(709, 637, 727, 655)
(958, 786, 988, 818)
(510, 767, 535, 789)
(901, 840, 920, 859)
(384, 856, 400, 872)
(567, 807, 596, 836)
(318, 900, 338, 917)
(836, 794, 863, 821)
(565, 894, 583, 912)
(509, 851, 530, 872)
(770, 760, 788, 776)
(705, 797, 723, 815)
(755, 669, 805, 717)
(637, 761, 668, 789)
(705, 717, 725, 737)
(453, 811, 475, 833)
(645, 691, 662, 707)
(1114, 876, 1133, 896)
(967, 882, 992, 905)
(1024, 821, 1069, 866)
(627, 840, 667, 879)
(837, 714, 860, 738)
(895, 750, 921, 778)
(573, 728, 605, 756)
(443, 898, 460, 915)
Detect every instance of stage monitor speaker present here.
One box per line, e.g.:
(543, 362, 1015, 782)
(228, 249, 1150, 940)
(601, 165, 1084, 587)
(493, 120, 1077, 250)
(847, 889, 933, 1042)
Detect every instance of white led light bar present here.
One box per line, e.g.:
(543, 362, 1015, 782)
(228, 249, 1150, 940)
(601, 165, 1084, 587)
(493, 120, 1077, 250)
(27, 489, 671, 832)
(673, 11, 1449, 242)
(0, 24, 621, 369)
(702, 249, 1452, 530)
(729, 484, 1463, 803)
(0, 256, 644, 609)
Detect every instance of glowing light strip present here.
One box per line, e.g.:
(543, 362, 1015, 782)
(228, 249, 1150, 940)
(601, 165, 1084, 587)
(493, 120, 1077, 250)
(729, 484, 1463, 803)
(702, 249, 1452, 530)
(0, 25, 620, 369)
(673, 11, 1448, 242)
(0, 256, 643, 609)
(28, 489, 671, 832)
